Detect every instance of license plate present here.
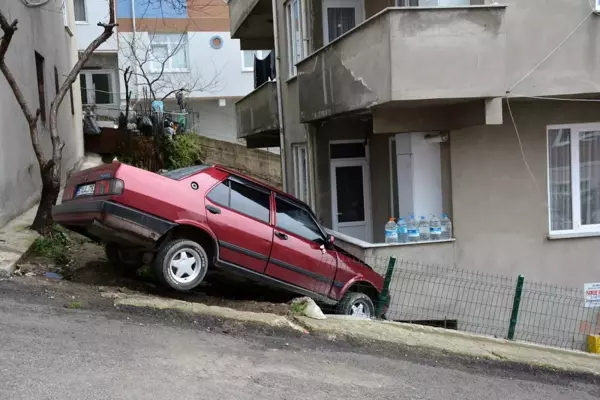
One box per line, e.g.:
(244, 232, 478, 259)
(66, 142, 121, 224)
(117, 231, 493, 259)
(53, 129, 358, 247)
(75, 183, 95, 197)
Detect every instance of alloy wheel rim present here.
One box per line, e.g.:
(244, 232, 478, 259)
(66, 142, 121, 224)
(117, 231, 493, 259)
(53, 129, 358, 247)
(168, 248, 203, 284)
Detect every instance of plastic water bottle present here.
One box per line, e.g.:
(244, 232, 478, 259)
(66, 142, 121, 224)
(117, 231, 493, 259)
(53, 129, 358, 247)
(441, 213, 453, 240)
(429, 214, 442, 241)
(384, 218, 398, 244)
(397, 217, 408, 243)
(419, 216, 430, 241)
(407, 216, 420, 243)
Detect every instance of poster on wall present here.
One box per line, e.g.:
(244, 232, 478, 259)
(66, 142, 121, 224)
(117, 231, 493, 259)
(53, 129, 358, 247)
(584, 283, 600, 308)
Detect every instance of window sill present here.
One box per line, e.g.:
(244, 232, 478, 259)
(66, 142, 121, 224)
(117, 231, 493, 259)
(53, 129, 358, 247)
(75, 21, 88, 25)
(547, 231, 600, 240)
(242, 68, 254, 73)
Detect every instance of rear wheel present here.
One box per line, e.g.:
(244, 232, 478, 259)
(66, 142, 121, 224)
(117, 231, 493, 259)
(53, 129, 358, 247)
(105, 243, 142, 272)
(153, 239, 208, 291)
(336, 292, 375, 319)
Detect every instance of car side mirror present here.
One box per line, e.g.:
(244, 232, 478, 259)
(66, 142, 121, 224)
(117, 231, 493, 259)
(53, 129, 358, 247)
(327, 235, 335, 245)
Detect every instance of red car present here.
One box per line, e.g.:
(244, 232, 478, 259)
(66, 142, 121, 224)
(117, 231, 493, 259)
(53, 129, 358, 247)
(52, 163, 386, 317)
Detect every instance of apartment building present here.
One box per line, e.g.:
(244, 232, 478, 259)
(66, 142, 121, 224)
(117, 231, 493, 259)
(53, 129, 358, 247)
(229, 0, 600, 296)
(0, 0, 83, 227)
(75, 0, 261, 144)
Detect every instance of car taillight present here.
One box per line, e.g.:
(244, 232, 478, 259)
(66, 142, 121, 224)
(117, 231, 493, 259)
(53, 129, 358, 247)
(94, 178, 124, 196)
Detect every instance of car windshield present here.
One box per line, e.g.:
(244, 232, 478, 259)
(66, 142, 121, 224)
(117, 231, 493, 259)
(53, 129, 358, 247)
(161, 165, 210, 180)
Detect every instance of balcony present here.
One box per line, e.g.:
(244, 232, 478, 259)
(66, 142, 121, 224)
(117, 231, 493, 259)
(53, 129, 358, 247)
(297, 5, 507, 123)
(229, 0, 274, 50)
(236, 81, 280, 148)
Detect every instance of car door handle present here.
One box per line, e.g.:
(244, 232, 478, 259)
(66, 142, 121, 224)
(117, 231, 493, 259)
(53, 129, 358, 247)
(205, 205, 221, 214)
(274, 231, 288, 240)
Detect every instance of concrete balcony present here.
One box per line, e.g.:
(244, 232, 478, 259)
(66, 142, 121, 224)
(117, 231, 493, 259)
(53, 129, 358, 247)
(229, 0, 274, 50)
(297, 6, 507, 123)
(236, 81, 280, 148)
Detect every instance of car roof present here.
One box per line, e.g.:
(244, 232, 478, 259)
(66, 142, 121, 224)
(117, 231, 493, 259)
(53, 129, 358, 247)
(212, 164, 310, 208)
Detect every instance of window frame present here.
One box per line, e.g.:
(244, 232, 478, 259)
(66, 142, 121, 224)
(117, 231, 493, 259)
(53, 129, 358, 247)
(34, 51, 46, 125)
(322, 0, 365, 45)
(241, 50, 269, 72)
(207, 176, 272, 225)
(149, 33, 190, 73)
(547, 122, 600, 237)
(79, 69, 116, 105)
(74, 0, 88, 24)
(292, 143, 309, 204)
(274, 194, 327, 243)
(285, 0, 307, 78)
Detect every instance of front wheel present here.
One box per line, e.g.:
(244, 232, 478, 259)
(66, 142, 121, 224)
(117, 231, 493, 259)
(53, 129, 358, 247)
(153, 239, 208, 291)
(336, 292, 375, 319)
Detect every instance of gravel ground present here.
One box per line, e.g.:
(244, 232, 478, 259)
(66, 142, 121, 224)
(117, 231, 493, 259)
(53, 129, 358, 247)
(0, 276, 598, 400)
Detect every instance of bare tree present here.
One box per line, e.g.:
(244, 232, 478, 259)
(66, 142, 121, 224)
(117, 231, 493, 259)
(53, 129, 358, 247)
(119, 28, 221, 104)
(0, 1, 117, 235)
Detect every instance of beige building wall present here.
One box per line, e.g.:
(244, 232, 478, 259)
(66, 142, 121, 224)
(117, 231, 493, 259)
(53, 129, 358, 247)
(0, 0, 83, 227)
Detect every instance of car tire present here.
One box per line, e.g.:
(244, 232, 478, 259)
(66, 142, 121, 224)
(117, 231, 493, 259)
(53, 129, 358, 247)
(336, 292, 375, 319)
(105, 243, 142, 271)
(154, 239, 208, 292)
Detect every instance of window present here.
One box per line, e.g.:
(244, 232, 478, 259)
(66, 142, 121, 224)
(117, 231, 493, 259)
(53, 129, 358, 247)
(54, 66, 60, 95)
(285, 0, 306, 77)
(547, 123, 600, 235)
(330, 141, 366, 159)
(207, 177, 271, 223)
(275, 197, 323, 242)
(150, 34, 189, 72)
(395, 0, 478, 5)
(322, 0, 364, 44)
(74, 0, 87, 23)
(69, 85, 75, 115)
(79, 70, 114, 105)
(292, 144, 309, 203)
(34, 52, 46, 124)
(242, 50, 270, 71)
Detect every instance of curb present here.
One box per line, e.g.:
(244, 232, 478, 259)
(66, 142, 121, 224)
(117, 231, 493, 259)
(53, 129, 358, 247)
(105, 292, 600, 376)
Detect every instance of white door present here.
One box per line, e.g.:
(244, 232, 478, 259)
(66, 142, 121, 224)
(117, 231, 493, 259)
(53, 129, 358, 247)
(322, 0, 364, 44)
(331, 158, 372, 242)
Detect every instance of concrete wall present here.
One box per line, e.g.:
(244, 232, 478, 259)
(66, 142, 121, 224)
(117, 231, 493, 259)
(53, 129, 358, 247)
(75, 0, 118, 51)
(198, 136, 282, 188)
(0, 0, 83, 227)
(451, 100, 600, 288)
(236, 81, 279, 140)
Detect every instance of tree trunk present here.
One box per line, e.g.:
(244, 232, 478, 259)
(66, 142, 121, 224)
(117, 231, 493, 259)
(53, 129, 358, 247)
(30, 161, 61, 235)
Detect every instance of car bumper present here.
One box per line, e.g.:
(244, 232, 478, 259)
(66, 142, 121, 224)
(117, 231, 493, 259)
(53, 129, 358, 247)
(52, 200, 175, 247)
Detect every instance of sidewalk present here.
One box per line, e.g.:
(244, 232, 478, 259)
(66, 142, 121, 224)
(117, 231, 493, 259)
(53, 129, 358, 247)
(109, 291, 600, 376)
(0, 153, 103, 277)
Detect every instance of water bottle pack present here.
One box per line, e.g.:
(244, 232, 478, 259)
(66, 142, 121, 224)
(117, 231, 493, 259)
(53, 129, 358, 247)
(385, 213, 452, 244)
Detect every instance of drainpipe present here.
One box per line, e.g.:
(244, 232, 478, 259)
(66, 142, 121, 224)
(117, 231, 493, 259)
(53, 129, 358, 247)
(130, 0, 139, 102)
(271, 0, 288, 191)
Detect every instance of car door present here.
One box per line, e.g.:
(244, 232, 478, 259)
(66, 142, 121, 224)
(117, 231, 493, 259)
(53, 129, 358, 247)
(265, 195, 338, 296)
(204, 175, 274, 274)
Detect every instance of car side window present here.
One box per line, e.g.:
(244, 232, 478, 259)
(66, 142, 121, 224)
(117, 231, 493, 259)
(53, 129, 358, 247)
(206, 180, 230, 206)
(275, 197, 323, 242)
(206, 178, 270, 224)
(230, 180, 270, 223)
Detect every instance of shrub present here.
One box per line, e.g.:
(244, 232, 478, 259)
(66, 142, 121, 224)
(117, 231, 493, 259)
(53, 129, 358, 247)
(160, 133, 206, 170)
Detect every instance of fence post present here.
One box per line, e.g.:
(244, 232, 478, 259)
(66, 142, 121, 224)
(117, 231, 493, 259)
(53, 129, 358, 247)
(376, 256, 396, 318)
(507, 274, 525, 340)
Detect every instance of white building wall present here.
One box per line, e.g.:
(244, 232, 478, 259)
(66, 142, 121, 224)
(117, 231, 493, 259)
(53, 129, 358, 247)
(0, 0, 83, 227)
(74, 0, 118, 51)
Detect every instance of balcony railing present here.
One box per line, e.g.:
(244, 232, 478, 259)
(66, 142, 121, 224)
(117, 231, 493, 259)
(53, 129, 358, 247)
(297, 5, 507, 122)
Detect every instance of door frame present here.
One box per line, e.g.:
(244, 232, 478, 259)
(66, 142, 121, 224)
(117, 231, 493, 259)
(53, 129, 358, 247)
(330, 153, 373, 243)
(322, 0, 365, 44)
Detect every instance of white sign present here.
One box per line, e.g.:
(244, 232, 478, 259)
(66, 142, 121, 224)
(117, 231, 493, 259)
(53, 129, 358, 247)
(584, 283, 600, 308)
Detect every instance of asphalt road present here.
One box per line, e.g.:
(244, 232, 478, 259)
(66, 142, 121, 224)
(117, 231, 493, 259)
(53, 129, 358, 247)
(0, 278, 598, 400)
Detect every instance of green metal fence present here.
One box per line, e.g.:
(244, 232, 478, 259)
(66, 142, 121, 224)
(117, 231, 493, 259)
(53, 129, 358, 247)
(360, 257, 598, 351)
